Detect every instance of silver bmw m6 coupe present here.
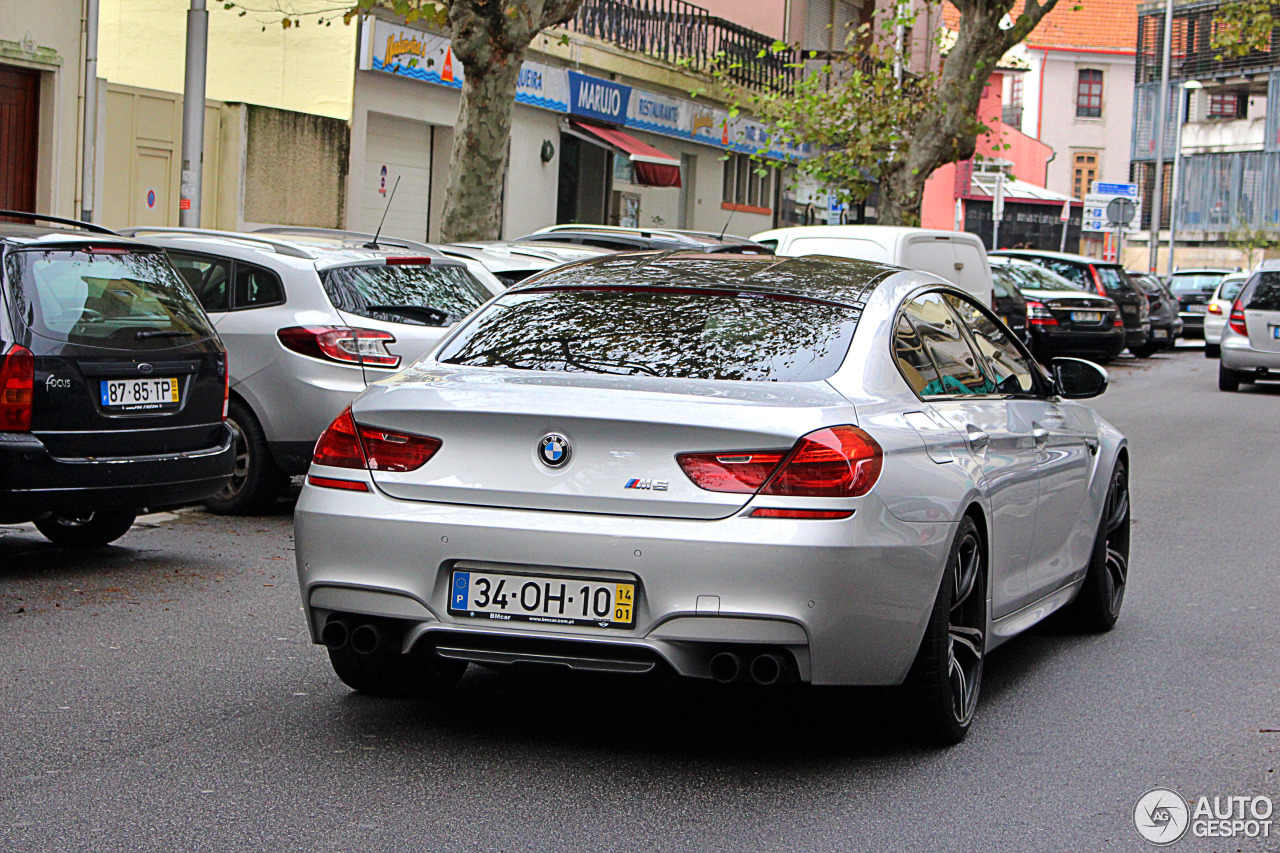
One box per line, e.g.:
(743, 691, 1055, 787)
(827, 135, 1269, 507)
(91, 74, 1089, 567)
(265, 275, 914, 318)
(294, 252, 1130, 744)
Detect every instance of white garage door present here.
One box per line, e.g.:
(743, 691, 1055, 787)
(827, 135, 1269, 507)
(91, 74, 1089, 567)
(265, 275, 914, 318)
(359, 112, 432, 241)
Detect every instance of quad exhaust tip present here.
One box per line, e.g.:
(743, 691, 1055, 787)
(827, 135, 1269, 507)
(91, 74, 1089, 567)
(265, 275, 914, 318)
(710, 650, 792, 685)
(709, 651, 742, 684)
(349, 623, 384, 656)
(749, 653, 785, 686)
(320, 618, 350, 651)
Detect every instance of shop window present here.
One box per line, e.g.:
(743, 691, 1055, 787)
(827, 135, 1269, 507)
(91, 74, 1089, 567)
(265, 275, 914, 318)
(1207, 92, 1244, 119)
(1076, 69, 1103, 118)
(1072, 152, 1099, 200)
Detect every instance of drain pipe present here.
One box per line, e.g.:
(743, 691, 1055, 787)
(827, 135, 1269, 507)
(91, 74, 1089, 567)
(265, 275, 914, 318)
(80, 0, 99, 222)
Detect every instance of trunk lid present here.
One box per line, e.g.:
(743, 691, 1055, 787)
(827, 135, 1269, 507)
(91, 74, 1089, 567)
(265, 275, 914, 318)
(349, 367, 853, 519)
(5, 245, 227, 458)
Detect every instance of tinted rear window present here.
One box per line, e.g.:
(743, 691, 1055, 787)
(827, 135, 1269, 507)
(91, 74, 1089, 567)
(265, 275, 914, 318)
(992, 262, 1082, 292)
(4, 248, 216, 349)
(438, 287, 861, 382)
(321, 263, 491, 326)
(1094, 266, 1136, 297)
(1243, 272, 1280, 311)
(1220, 276, 1248, 301)
(1168, 272, 1227, 294)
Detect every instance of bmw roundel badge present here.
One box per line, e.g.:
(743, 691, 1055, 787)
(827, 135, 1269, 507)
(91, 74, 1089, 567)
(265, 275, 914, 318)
(539, 433, 571, 468)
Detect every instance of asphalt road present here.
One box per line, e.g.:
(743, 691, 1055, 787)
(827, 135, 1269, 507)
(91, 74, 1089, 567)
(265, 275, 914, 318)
(1, 346, 1277, 853)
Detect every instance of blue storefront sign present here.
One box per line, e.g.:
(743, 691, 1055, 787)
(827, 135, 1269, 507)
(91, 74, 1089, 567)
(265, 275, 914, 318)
(567, 70, 631, 124)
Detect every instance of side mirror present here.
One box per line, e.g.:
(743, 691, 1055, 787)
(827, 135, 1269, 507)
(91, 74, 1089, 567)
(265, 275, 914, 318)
(1050, 357, 1108, 399)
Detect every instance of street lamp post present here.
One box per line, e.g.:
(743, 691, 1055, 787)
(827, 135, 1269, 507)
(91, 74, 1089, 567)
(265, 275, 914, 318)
(1167, 79, 1203, 273)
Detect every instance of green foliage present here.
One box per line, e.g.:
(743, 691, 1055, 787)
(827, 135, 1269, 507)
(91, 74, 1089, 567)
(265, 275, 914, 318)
(1227, 218, 1280, 266)
(1211, 0, 1276, 58)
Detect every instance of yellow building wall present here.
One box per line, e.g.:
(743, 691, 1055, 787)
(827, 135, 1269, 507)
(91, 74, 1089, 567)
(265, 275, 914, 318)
(97, 0, 356, 120)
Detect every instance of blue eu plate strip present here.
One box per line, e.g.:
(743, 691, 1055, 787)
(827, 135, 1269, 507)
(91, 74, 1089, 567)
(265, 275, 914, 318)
(452, 572, 470, 610)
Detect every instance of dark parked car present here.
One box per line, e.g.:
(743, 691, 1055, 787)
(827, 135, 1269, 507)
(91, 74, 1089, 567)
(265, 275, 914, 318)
(1166, 268, 1234, 338)
(991, 250, 1150, 354)
(0, 213, 233, 547)
(989, 265, 1029, 344)
(1127, 272, 1182, 355)
(518, 225, 774, 254)
(989, 256, 1125, 363)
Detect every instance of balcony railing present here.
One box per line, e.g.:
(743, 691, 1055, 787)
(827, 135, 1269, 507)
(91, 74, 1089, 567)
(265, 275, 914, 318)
(562, 0, 800, 90)
(1136, 0, 1280, 83)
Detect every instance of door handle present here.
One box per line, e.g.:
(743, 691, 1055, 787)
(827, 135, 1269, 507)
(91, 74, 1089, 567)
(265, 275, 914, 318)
(966, 426, 990, 454)
(1032, 426, 1049, 450)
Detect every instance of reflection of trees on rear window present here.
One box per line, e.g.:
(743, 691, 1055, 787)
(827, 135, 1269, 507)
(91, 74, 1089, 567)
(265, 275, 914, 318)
(5, 250, 214, 347)
(1245, 273, 1280, 311)
(322, 265, 490, 326)
(437, 288, 862, 382)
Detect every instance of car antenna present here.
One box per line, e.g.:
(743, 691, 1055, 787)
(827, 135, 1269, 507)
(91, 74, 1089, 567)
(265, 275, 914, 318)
(364, 176, 401, 249)
(717, 201, 736, 241)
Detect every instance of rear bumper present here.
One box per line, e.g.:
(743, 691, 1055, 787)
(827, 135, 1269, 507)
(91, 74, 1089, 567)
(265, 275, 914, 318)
(1179, 311, 1207, 334)
(1221, 332, 1280, 373)
(1029, 327, 1126, 360)
(0, 424, 235, 516)
(1124, 325, 1150, 348)
(294, 471, 956, 687)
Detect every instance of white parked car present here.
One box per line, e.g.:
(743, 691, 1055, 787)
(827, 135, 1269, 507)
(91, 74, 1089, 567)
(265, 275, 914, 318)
(750, 225, 994, 306)
(1204, 272, 1249, 358)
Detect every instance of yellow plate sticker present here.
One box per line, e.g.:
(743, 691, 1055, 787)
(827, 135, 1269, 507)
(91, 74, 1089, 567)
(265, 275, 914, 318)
(614, 583, 635, 623)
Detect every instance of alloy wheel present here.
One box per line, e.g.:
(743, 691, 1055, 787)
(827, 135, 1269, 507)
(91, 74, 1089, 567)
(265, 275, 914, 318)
(215, 418, 250, 501)
(948, 530, 985, 726)
(1102, 466, 1130, 615)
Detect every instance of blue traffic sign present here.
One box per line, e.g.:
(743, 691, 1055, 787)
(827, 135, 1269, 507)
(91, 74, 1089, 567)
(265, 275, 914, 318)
(1093, 182, 1138, 198)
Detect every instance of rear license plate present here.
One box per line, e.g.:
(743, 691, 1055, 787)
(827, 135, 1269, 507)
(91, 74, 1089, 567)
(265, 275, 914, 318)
(1188, 304, 1208, 314)
(100, 378, 179, 410)
(1152, 328, 1168, 338)
(1071, 311, 1103, 323)
(1122, 305, 1137, 315)
(449, 571, 636, 628)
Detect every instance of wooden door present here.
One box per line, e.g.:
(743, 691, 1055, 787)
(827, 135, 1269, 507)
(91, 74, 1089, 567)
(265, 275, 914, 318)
(0, 66, 40, 213)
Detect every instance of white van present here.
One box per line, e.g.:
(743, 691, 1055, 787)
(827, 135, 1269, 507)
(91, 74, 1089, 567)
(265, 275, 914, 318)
(751, 226, 994, 306)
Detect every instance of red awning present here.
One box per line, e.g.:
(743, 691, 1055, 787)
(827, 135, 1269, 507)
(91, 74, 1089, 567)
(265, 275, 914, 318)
(569, 120, 682, 188)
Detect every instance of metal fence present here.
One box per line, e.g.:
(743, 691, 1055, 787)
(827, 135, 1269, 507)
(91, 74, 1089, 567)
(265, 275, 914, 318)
(563, 0, 799, 90)
(1136, 0, 1280, 84)
(1174, 150, 1280, 233)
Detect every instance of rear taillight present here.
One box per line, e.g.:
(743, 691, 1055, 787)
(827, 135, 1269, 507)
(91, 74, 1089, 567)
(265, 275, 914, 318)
(1026, 300, 1058, 326)
(312, 407, 366, 469)
(385, 256, 433, 265)
(676, 450, 787, 493)
(221, 353, 229, 420)
(1113, 314, 1124, 328)
(1207, 303, 1223, 314)
(0, 345, 34, 432)
(679, 426, 882, 500)
(277, 326, 401, 369)
(750, 508, 854, 520)
(1229, 299, 1248, 335)
(311, 407, 441, 482)
(357, 425, 441, 472)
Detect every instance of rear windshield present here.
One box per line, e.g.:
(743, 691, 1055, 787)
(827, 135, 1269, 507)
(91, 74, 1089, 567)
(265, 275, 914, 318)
(1243, 272, 1280, 311)
(992, 262, 1082, 292)
(1094, 266, 1137, 297)
(321, 263, 491, 326)
(4, 248, 216, 349)
(1219, 276, 1248, 301)
(437, 286, 862, 382)
(1168, 272, 1227, 294)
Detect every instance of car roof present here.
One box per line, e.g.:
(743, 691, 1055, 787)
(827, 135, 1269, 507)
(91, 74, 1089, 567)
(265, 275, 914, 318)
(0, 222, 148, 250)
(1168, 267, 1235, 274)
(120, 226, 464, 270)
(752, 225, 986, 244)
(525, 225, 770, 251)
(508, 251, 901, 307)
(991, 249, 1123, 266)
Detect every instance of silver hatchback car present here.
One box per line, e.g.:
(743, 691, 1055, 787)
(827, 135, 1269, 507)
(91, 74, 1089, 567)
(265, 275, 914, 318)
(294, 253, 1130, 743)
(1219, 261, 1280, 391)
(121, 228, 499, 513)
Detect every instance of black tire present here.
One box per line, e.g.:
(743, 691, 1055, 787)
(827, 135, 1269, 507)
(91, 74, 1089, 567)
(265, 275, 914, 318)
(1060, 460, 1130, 633)
(904, 515, 986, 746)
(328, 644, 466, 699)
(1218, 363, 1241, 392)
(1131, 343, 1159, 358)
(1204, 343, 1220, 358)
(203, 399, 288, 515)
(34, 510, 137, 548)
